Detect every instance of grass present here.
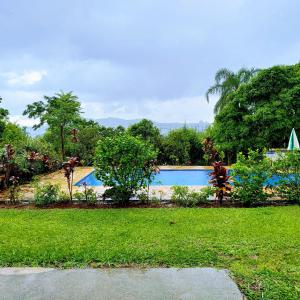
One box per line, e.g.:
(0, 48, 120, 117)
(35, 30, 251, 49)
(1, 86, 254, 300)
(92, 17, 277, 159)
(0, 207, 299, 299)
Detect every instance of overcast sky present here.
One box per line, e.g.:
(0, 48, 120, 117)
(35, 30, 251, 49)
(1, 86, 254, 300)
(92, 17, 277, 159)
(1, 0, 300, 126)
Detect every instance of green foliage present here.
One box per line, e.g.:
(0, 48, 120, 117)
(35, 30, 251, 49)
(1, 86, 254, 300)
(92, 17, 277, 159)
(171, 186, 214, 207)
(231, 150, 271, 205)
(8, 176, 21, 203)
(163, 127, 204, 165)
(74, 186, 97, 205)
(206, 67, 258, 114)
(94, 132, 158, 204)
(128, 119, 162, 151)
(0, 123, 28, 148)
(23, 91, 82, 160)
(0, 97, 9, 138)
(212, 64, 300, 160)
(272, 150, 300, 203)
(34, 184, 64, 207)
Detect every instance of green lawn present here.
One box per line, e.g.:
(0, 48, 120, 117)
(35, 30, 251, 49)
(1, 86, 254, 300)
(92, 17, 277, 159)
(0, 207, 299, 299)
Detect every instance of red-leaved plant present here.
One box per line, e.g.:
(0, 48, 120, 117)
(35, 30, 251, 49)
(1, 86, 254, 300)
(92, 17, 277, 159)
(63, 157, 79, 202)
(209, 161, 231, 204)
(2, 144, 15, 188)
(203, 137, 218, 163)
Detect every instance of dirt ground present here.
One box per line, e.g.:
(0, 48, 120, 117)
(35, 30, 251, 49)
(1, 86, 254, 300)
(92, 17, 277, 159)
(0, 167, 93, 201)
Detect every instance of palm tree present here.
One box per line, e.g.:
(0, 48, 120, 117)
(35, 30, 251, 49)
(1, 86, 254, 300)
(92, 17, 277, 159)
(206, 68, 259, 114)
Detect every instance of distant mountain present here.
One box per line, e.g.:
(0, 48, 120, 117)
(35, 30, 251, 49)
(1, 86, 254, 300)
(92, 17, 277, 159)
(95, 118, 209, 134)
(26, 118, 210, 137)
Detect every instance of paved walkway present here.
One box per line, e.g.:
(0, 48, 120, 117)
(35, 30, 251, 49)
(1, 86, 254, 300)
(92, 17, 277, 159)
(0, 267, 244, 300)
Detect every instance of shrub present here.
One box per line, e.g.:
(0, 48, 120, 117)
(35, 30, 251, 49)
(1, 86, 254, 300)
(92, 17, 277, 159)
(94, 133, 157, 205)
(34, 184, 61, 207)
(171, 186, 215, 207)
(8, 176, 21, 203)
(272, 150, 300, 203)
(231, 149, 271, 206)
(74, 183, 97, 205)
(209, 161, 231, 204)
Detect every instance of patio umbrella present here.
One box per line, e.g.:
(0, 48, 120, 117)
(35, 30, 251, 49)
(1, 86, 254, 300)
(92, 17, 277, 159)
(287, 128, 300, 150)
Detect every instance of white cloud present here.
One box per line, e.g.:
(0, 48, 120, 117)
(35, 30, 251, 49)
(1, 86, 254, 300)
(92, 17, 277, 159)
(9, 115, 39, 127)
(83, 95, 217, 123)
(5, 70, 47, 86)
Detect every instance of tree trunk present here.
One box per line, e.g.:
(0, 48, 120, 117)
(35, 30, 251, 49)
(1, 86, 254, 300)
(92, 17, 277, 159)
(60, 125, 65, 161)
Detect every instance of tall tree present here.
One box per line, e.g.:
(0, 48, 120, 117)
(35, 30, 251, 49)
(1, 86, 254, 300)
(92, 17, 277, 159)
(206, 68, 259, 114)
(23, 91, 81, 160)
(128, 119, 162, 149)
(212, 63, 300, 161)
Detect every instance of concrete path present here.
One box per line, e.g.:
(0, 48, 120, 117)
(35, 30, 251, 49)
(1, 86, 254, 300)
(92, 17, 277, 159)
(0, 267, 245, 300)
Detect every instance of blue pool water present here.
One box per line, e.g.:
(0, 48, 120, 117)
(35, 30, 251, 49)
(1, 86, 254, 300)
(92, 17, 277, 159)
(75, 169, 213, 186)
(75, 169, 285, 187)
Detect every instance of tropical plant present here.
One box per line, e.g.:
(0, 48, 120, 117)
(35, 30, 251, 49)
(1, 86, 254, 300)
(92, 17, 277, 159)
(34, 184, 61, 207)
(8, 176, 21, 203)
(209, 161, 231, 204)
(0, 144, 15, 188)
(94, 132, 157, 205)
(62, 157, 78, 202)
(128, 119, 162, 152)
(74, 182, 97, 205)
(23, 91, 81, 160)
(231, 149, 271, 206)
(202, 137, 218, 163)
(206, 67, 259, 114)
(162, 127, 204, 165)
(171, 186, 215, 207)
(272, 150, 300, 203)
(212, 64, 300, 161)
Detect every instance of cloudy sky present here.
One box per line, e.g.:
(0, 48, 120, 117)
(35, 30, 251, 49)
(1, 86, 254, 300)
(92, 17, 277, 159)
(1, 0, 300, 126)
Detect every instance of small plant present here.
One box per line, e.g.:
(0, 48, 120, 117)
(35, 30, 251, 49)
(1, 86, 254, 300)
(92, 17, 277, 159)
(171, 186, 214, 207)
(231, 149, 271, 206)
(74, 182, 97, 205)
(209, 161, 231, 204)
(8, 176, 21, 203)
(1, 144, 15, 188)
(62, 157, 79, 202)
(272, 150, 300, 203)
(34, 184, 61, 207)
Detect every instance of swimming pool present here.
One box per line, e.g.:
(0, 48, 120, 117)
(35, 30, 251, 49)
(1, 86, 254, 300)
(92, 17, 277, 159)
(75, 169, 285, 187)
(75, 169, 213, 186)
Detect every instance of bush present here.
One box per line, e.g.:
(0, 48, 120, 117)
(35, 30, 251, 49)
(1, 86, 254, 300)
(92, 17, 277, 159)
(272, 150, 300, 203)
(74, 185, 97, 205)
(34, 184, 63, 207)
(231, 149, 271, 206)
(171, 186, 215, 207)
(94, 133, 157, 205)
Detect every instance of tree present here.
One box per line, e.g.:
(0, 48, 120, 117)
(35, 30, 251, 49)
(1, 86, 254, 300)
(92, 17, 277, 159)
(163, 127, 204, 165)
(212, 63, 300, 161)
(0, 97, 9, 139)
(94, 132, 157, 204)
(206, 68, 259, 114)
(1, 123, 28, 149)
(128, 119, 162, 150)
(23, 91, 81, 160)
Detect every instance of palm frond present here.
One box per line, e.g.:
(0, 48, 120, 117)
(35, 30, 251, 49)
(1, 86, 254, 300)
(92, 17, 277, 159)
(205, 84, 222, 102)
(215, 68, 234, 84)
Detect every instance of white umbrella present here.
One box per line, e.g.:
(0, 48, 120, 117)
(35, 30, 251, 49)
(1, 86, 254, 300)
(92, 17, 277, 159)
(287, 128, 300, 150)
